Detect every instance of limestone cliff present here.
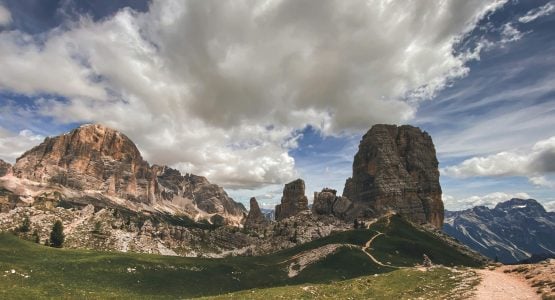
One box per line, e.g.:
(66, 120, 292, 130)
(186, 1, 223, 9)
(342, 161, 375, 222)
(342, 124, 443, 228)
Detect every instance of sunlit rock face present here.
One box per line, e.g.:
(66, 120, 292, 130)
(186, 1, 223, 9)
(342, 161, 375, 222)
(343, 124, 444, 228)
(10, 124, 246, 225)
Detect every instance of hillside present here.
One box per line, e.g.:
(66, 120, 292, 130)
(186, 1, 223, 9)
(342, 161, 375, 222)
(0, 215, 485, 299)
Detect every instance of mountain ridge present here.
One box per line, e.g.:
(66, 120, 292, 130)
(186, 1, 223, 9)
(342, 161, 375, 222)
(443, 198, 555, 263)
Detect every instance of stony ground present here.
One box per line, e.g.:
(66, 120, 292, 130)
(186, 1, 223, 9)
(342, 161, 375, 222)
(498, 259, 555, 299)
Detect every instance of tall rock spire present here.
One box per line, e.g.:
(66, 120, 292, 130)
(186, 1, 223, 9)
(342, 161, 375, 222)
(343, 124, 444, 228)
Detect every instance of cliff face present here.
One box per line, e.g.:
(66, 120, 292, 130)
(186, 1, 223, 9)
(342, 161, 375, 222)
(14, 124, 155, 203)
(275, 178, 309, 220)
(343, 124, 443, 228)
(10, 124, 246, 225)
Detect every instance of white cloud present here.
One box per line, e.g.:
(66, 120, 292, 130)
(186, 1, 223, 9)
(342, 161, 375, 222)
(442, 136, 555, 188)
(500, 23, 523, 43)
(519, 2, 555, 23)
(0, 4, 11, 26)
(544, 200, 555, 212)
(0, 128, 44, 163)
(443, 192, 531, 210)
(0, 0, 508, 189)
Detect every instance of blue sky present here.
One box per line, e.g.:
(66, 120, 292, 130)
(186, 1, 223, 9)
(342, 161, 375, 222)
(0, 0, 554, 211)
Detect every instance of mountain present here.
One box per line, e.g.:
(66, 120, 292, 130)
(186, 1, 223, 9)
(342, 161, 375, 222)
(443, 198, 555, 263)
(2, 124, 246, 225)
(341, 124, 444, 228)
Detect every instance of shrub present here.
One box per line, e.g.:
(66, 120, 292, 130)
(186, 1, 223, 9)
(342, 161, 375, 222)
(19, 216, 31, 233)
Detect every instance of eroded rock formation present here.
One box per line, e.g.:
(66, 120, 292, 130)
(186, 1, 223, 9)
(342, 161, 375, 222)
(312, 188, 352, 219)
(244, 197, 268, 229)
(342, 124, 444, 228)
(275, 179, 309, 220)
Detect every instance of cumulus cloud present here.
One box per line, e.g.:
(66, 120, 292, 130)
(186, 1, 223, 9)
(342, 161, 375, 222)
(0, 128, 44, 163)
(0, 0, 507, 189)
(443, 192, 531, 210)
(442, 136, 555, 188)
(0, 4, 11, 26)
(519, 2, 555, 23)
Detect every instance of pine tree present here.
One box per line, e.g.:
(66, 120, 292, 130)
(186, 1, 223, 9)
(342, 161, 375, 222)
(50, 220, 65, 248)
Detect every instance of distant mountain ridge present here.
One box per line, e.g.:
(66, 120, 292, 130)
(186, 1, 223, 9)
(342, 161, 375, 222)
(443, 198, 555, 263)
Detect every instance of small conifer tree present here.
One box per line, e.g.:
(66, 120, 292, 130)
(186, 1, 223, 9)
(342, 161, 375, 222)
(50, 220, 65, 248)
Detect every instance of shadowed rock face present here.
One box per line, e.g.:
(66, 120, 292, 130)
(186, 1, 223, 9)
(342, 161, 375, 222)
(245, 197, 268, 229)
(343, 124, 444, 228)
(275, 178, 309, 220)
(11, 124, 246, 225)
(0, 159, 11, 177)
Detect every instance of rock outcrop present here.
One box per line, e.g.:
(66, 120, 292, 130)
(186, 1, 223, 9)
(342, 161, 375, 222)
(8, 124, 246, 225)
(275, 179, 309, 221)
(244, 197, 268, 229)
(0, 159, 11, 177)
(312, 188, 352, 219)
(342, 124, 443, 228)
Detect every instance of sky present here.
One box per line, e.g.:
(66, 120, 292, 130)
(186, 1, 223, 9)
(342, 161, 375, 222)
(0, 0, 554, 212)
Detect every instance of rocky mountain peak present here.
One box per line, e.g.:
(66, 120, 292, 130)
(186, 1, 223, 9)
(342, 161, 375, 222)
(343, 124, 444, 228)
(13, 123, 153, 203)
(494, 198, 546, 214)
(6, 123, 246, 225)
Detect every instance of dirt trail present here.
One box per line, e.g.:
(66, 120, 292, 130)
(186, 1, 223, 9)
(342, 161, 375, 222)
(473, 269, 539, 300)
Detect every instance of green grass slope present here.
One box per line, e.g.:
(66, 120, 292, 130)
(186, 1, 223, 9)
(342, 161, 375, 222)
(202, 267, 477, 300)
(0, 214, 484, 299)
